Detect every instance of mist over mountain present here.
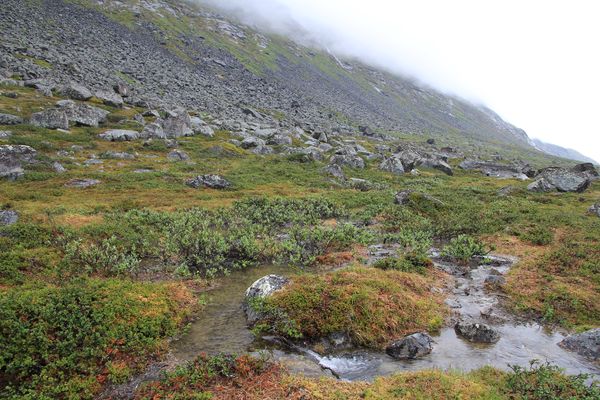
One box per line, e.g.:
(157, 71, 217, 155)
(533, 139, 598, 165)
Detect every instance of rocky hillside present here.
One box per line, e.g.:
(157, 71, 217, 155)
(1, 0, 543, 155)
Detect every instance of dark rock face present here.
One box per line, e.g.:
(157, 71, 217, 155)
(454, 320, 500, 343)
(186, 174, 231, 189)
(30, 109, 69, 130)
(65, 178, 101, 188)
(0, 210, 19, 226)
(0, 144, 37, 180)
(243, 274, 289, 326)
(527, 166, 593, 193)
(0, 113, 23, 125)
(558, 328, 600, 360)
(98, 129, 139, 141)
(386, 332, 433, 359)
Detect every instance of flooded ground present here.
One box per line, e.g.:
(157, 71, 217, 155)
(171, 254, 600, 381)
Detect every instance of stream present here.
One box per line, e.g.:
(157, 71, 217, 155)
(171, 252, 600, 381)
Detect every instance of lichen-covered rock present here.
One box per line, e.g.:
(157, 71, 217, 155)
(379, 156, 405, 174)
(30, 109, 69, 130)
(0, 145, 37, 180)
(99, 129, 139, 141)
(589, 203, 600, 217)
(455, 320, 500, 343)
(330, 154, 365, 169)
(528, 166, 595, 193)
(57, 100, 109, 127)
(58, 83, 92, 101)
(161, 108, 193, 137)
(95, 90, 123, 107)
(0, 113, 23, 125)
(65, 178, 101, 188)
(186, 174, 231, 189)
(386, 332, 433, 359)
(244, 275, 289, 326)
(167, 149, 190, 161)
(0, 210, 19, 226)
(558, 328, 600, 360)
(323, 163, 346, 180)
(140, 122, 166, 139)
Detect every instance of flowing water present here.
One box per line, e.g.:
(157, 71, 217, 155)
(171, 255, 600, 381)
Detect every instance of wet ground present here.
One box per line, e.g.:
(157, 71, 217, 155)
(171, 251, 600, 381)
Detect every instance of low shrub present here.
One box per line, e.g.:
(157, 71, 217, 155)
(522, 226, 553, 246)
(0, 279, 195, 399)
(442, 234, 490, 264)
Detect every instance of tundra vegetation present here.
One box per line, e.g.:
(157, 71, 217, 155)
(0, 87, 599, 399)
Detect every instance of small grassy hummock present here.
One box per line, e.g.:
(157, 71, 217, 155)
(259, 267, 447, 348)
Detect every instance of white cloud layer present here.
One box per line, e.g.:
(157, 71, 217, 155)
(202, 0, 600, 163)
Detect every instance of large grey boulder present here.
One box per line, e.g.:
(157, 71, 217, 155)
(459, 160, 528, 180)
(379, 156, 405, 174)
(528, 167, 591, 193)
(57, 100, 109, 127)
(0, 210, 19, 226)
(0, 113, 23, 125)
(558, 328, 600, 360)
(140, 122, 166, 139)
(330, 154, 365, 169)
(161, 109, 193, 137)
(397, 149, 453, 176)
(386, 332, 433, 359)
(95, 90, 123, 108)
(99, 129, 139, 141)
(186, 174, 231, 189)
(244, 275, 289, 326)
(30, 109, 69, 130)
(323, 163, 346, 180)
(241, 136, 265, 149)
(455, 320, 500, 343)
(167, 149, 190, 161)
(0, 145, 37, 180)
(58, 83, 92, 101)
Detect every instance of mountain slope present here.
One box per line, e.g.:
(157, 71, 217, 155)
(532, 138, 597, 164)
(1, 0, 539, 154)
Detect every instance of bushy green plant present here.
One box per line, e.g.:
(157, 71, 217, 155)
(441, 234, 490, 264)
(62, 236, 141, 276)
(0, 279, 193, 399)
(522, 226, 553, 246)
(373, 254, 432, 274)
(505, 361, 600, 399)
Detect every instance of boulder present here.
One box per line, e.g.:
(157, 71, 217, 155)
(558, 328, 600, 360)
(57, 101, 109, 127)
(243, 275, 289, 326)
(102, 151, 135, 160)
(241, 136, 265, 149)
(589, 203, 600, 217)
(113, 83, 130, 97)
(455, 320, 500, 343)
(95, 90, 123, 108)
(161, 109, 193, 137)
(98, 129, 139, 141)
(484, 275, 506, 288)
(359, 125, 374, 136)
(323, 163, 346, 180)
(30, 109, 69, 130)
(167, 149, 190, 161)
(268, 135, 293, 146)
(186, 174, 231, 189)
(528, 168, 591, 193)
(252, 144, 274, 155)
(140, 122, 166, 139)
(330, 154, 365, 169)
(458, 160, 528, 180)
(52, 161, 66, 173)
(58, 83, 92, 101)
(379, 156, 405, 174)
(65, 179, 101, 188)
(0, 113, 23, 125)
(0, 145, 37, 180)
(386, 332, 433, 359)
(347, 178, 377, 191)
(394, 190, 444, 206)
(0, 210, 19, 226)
(0, 131, 12, 138)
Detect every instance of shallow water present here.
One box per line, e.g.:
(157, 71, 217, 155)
(172, 256, 600, 381)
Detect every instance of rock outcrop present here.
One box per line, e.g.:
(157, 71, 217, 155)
(186, 174, 231, 189)
(0, 145, 37, 180)
(454, 320, 500, 343)
(558, 328, 600, 360)
(527, 164, 596, 193)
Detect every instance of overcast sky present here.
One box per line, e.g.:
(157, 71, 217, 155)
(202, 0, 600, 162)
